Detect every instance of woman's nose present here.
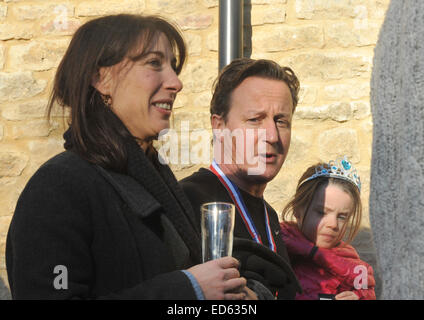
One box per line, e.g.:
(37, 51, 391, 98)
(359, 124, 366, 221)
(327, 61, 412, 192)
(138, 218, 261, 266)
(165, 68, 183, 93)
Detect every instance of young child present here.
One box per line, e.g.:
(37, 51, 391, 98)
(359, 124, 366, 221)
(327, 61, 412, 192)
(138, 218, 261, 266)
(280, 156, 376, 300)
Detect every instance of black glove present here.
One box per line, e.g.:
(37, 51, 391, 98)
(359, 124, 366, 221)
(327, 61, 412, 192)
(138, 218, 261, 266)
(232, 237, 302, 300)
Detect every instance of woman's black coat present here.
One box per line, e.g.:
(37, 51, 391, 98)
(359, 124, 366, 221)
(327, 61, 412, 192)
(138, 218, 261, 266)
(6, 137, 202, 299)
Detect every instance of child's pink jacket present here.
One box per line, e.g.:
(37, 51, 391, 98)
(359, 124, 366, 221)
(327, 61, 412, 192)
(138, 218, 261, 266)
(280, 222, 376, 300)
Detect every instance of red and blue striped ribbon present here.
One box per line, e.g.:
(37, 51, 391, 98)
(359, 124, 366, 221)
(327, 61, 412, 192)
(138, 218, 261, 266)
(210, 160, 276, 252)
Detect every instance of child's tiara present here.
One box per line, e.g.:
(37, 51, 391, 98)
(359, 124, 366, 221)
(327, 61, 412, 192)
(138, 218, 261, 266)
(298, 156, 361, 192)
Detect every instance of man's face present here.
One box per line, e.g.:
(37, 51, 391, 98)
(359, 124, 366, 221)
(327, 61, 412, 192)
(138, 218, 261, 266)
(212, 76, 293, 184)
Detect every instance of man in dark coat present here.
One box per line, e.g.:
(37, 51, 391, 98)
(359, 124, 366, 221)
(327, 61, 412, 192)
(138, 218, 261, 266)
(180, 58, 302, 299)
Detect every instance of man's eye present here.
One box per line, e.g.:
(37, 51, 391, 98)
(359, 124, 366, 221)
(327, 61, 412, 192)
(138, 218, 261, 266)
(276, 120, 290, 128)
(147, 59, 162, 67)
(248, 118, 259, 123)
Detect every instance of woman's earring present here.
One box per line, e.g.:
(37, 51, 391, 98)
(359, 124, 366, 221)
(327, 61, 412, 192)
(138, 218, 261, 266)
(101, 94, 112, 108)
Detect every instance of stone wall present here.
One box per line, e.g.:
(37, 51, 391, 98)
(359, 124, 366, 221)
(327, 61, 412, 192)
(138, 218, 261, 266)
(0, 0, 390, 299)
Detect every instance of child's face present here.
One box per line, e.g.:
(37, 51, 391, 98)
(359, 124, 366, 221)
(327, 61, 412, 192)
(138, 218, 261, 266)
(298, 183, 353, 248)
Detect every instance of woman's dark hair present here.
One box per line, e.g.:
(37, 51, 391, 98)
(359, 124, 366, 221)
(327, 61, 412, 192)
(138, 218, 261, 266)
(210, 58, 300, 121)
(47, 14, 186, 172)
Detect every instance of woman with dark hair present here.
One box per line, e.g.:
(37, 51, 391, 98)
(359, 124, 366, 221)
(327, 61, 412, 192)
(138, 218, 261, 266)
(6, 14, 246, 300)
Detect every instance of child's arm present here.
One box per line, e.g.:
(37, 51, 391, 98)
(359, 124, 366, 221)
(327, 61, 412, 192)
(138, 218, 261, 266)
(312, 248, 376, 299)
(281, 224, 376, 299)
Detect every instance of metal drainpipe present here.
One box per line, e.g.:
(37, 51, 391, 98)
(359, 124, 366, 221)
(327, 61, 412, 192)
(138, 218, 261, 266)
(219, 0, 244, 71)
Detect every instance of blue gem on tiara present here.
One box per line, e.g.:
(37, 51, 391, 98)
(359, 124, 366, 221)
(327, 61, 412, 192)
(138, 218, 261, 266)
(341, 159, 351, 170)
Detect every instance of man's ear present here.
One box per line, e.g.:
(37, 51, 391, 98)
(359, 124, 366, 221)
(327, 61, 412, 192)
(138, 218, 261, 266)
(92, 67, 113, 96)
(211, 113, 225, 130)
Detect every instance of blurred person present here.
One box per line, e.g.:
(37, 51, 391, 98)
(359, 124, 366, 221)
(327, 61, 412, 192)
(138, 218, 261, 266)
(370, 0, 424, 299)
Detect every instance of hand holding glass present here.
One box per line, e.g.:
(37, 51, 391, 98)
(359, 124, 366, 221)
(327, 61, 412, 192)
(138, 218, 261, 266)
(201, 202, 235, 262)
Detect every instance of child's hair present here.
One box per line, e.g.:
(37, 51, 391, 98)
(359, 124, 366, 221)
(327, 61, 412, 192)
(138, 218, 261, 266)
(282, 162, 362, 245)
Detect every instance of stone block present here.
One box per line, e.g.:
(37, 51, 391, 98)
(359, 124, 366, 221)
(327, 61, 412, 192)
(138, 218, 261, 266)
(203, 0, 283, 7)
(0, 215, 11, 235)
(193, 91, 212, 108)
(176, 14, 213, 30)
(318, 127, 359, 163)
(266, 164, 304, 212)
(76, 0, 145, 17)
(280, 51, 371, 81)
(26, 138, 65, 173)
(173, 94, 188, 109)
(11, 3, 74, 21)
(323, 82, 370, 101)
(0, 123, 3, 141)
(0, 3, 7, 21)
(352, 101, 370, 120)
(361, 119, 373, 135)
(1, 99, 50, 121)
(0, 72, 46, 102)
(253, 25, 324, 52)
(0, 22, 35, 40)
(294, 102, 353, 122)
(39, 17, 81, 36)
(180, 59, 217, 93)
(251, 6, 286, 26)
(367, 0, 391, 19)
(0, 152, 28, 177)
(325, 20, 381, 48)
(207, 31, 218, 52)
(9, 39, 69, 71)
(297, 85, 317, 105)
(0, 269, 11, 300)
(11, 119, 56, 140)
(185, 33, 202, 56)
(295, 0, 365, 20)
(149, 0, 198, 14)
(283, 132, 313, 167)
(0, 43, 4, 70)
(172, 110, 211, 131)
(252, 0, 287, 4)
(202, 0, 218, 8)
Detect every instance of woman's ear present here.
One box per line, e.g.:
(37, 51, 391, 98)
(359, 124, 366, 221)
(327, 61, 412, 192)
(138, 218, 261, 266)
(92, 67, 113, 96)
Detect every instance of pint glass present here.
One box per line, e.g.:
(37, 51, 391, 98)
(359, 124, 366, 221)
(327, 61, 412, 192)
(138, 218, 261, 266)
(200, 202, 235, 262)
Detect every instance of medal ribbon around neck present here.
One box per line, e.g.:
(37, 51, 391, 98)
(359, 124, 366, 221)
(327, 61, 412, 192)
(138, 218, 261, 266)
(209, 160, 276, 252)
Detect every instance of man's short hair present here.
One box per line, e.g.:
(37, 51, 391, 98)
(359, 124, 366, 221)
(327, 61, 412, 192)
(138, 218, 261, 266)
(210, 58, 300, 121)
